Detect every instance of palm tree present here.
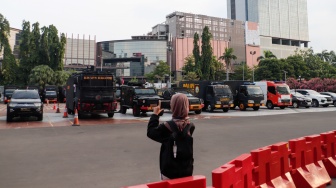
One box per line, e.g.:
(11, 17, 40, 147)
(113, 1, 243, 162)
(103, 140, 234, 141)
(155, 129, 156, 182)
(219, 47, 237, 81)
(316, 50, 331, 62)
(257, 50, 277, 62)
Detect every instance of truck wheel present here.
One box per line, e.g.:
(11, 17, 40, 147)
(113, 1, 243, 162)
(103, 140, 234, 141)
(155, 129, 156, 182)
(206, 104, 214, 112)
(223, 108, 229, 112)
(280, 106, 285, 109)
(239, 103, 246, 111)
(6, 111, 13, 122)
(266, 101, 274, 109)
(133, 105, 140, 117)
(108, 112, 114, 117)
(37, 114, 43, 121)
(293, 102, 299, 108)
(253, 106, 260, 111)
(195, 110, 202, 114)
(120, 106, 127, 114)
(312, 100, 319, 107)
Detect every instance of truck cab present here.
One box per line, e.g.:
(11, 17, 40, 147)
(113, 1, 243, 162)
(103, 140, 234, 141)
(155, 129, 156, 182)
(179, 81, 233, 112)
(120, 82, 162, 117)
(225, 81, 264, 111)
(255, 81, 292, 109)
(160, 88, 204, 114)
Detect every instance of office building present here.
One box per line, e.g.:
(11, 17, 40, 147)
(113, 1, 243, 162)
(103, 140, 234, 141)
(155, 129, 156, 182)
(228, 0, 309, 58)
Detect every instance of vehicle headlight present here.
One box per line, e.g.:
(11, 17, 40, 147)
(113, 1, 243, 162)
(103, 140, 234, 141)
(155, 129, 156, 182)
(9, 103, 17, 107)
(278, 98, 281, 103)
(229, 100, 233, 104)
(216, 101, 221, 104)
(34, 103, 42, 107)
(142, 100, 146, 103)
(248, 100, 254, 104)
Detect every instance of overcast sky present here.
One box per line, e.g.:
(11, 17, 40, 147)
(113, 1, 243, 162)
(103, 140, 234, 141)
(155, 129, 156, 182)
(1, 0, 335, 53)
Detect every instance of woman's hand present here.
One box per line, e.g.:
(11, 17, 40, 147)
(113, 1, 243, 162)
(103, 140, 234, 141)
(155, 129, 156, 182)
(153, 100, 164, 116)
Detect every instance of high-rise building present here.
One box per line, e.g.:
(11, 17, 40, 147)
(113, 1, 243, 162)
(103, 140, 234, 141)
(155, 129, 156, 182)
(228, 0, 309, 58)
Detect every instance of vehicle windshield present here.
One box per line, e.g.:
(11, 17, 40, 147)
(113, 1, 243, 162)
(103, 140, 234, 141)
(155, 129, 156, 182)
(176, 90, 194, 97)
(46, 91, 57, 95)
(214, 86, 232, 95)
(134, 88, 157, 95)
(277, 86, 290, 94)
(291, 91, 305, 97)
(5, 89, 15, 95)
(308, 90, 321, 95)
(12, 90, 40, 99)
(247, 86, 263, 95)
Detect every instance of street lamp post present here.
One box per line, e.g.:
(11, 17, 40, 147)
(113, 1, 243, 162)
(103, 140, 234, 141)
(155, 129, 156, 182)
(167, 33, 173, 88)
(283, 71, 287, 82)
(250, 51, 256, 82)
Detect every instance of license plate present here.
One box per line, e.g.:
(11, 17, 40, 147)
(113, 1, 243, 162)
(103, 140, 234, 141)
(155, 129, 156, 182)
(21, 108, 30, 111)
(255, 104, 260, 106)
(223, 105, 229, 107)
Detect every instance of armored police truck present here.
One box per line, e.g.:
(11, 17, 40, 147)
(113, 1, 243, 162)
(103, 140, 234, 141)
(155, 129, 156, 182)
(65, 68, 117, 118)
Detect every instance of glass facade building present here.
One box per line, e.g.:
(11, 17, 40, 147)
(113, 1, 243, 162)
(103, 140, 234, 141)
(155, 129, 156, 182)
(96, 40, 167, 77)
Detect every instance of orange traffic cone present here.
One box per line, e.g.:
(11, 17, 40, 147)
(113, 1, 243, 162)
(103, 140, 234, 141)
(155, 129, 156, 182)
(63, 106, 68, 118)
(53, 102, 56, 110)
(72, 109, 80, 126)
(56, 103, 60, 113)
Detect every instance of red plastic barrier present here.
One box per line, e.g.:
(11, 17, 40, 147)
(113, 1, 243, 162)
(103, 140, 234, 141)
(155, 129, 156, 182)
(123, 175, 207, 188)
(289, 135, 331, 188)
(250, 142, 295, 187)
(321, 131, 336, 177)
(212, 153, 254, 188)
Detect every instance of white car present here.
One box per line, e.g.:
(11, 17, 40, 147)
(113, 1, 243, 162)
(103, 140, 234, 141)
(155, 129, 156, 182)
(294, 89, 333, 107)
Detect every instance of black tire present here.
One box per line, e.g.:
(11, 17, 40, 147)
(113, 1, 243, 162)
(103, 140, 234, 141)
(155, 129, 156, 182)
(108, 112, 114, 117)
(195, 110, 202, 114)
(239, 103, 246, 111)
(333, 101, 336, 107)
(67, 107, 73, 115)
(305, 106, 310, 108)
(223, 108, 229, 112)
(293, 102, 299, 108)
(206, 104, 214, 112)
(6, 113, 13, 122)
(312, 100, 319, 107)
(322, 104, 329, 107)
(253, 106, 260, 111)
(280, 106, 286, 109)
(120, 106, 127, 114)
(133, 105, 140, 117)
(266, 101, 274, 109)
(37, 114, 43, 121)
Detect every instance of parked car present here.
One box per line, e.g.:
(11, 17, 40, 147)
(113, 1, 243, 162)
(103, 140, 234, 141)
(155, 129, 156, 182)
(290, 91, 312, 108)
(319, 92, 336, 106)
(294, 89, 333, 107)
(6, 89, 43, 122)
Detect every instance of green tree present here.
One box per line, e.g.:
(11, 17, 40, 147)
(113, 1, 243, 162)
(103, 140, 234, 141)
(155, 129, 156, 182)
(182, 55, 195, 73)
(192, 32, 202, 78)
(54, 70, 71, 87)
(30, 22, 41, 67)
(40, 26, 50, 66)
(255, 58, 284, 81)
(19, 20, 32, 85)
(257, 50, 277, 62)
(219, 47, 237, 81)
(0, 13, 17, 85)
(0, 13, 10, 51)
(29, 65, 55, 89)
(145, 61, 170, 83)
(183, 72, 199, 81)
(200, 26, 213, 80)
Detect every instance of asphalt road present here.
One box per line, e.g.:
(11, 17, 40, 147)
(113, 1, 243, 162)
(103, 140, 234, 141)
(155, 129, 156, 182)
(1, 108, 336, 187)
